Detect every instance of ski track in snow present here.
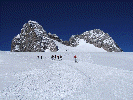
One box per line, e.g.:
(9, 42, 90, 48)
(0, 51, 133, 100)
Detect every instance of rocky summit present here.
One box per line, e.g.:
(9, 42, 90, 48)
(11, 20, 123, 52)
(11, 20, 58, 52)
(68, 29, 123, 52)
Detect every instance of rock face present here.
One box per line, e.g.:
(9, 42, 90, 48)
(11, 20, 123, 52)
(11, 20, 58, 52)
(68, 29, 123, 52)
(47, 32, 62, 43)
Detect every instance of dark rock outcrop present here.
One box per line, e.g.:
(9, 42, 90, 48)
(11, 20, 58, 52)
(47, 32, 62, 43)
(68, 29, 123, 52)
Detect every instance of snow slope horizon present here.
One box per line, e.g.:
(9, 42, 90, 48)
(0, 51, 133, 99)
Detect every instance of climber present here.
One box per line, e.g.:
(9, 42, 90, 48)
(55, 55, 56, 59)
(74, 55, 77, 63)
(60, 55, 62, 60)
(57, 56, 59, 59)
(51, 55, 54, 60)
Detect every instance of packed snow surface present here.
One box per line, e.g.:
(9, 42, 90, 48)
(0, 51, 133, 100)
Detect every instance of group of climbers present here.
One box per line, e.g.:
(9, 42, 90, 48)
(51, 54, 77, 63)
(37, 55, 78, 63)
(51, 55, 62, 61)
(37, 56, 42, 59)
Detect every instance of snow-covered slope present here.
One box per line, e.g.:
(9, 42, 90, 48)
(54, 39, 106, 52)
(0, 51, 133, 99)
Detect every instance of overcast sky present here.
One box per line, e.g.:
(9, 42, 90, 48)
(0, 0, 133, 51)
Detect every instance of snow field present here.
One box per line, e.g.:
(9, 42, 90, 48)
(90, 52, 133, 71)
(1, 62, 89, 99)
(0, 51, 133, 100)
(63, 59, 133, 100)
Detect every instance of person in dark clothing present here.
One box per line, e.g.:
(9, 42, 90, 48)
(37, 56, 39, 59)
(51, 55, 54, 60)
(57, 56, 59, 59)
(60, 55, 62, 60)
(41, 56, 42, 59)
(55, 55, 56, 59)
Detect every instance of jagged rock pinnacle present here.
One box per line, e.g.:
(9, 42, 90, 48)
(11, 20, 58, 52)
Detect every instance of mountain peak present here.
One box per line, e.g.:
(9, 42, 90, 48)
(28, 20, 38, 24)
(11, 20, 58, 52)
(11, 20, 123, 52)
